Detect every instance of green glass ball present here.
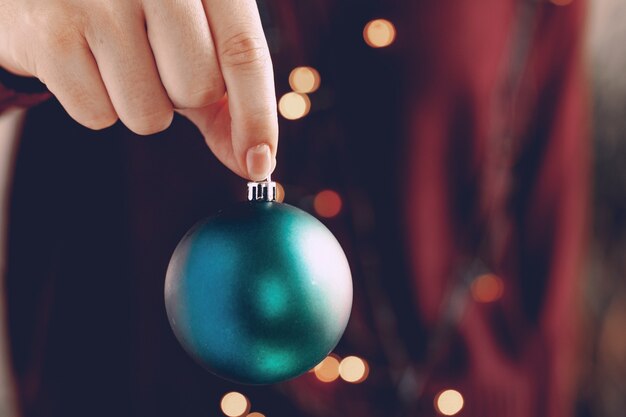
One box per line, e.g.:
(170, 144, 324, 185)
(165, 201, 353, 384)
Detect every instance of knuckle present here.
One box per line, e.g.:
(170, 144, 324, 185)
(29, 5, 84, 55)
(125, 109, 174, 136)
(219, 31, 270, 70)
(42, 25, 83, 58)
(170, 81, 226, 109)
(45, 27, 75, 53)
(84, 4, 125, 45)
(57, 86, 118, 131)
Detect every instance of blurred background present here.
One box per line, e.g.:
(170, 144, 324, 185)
(582, 0, 626, 416)
(0, 0, 625, 416)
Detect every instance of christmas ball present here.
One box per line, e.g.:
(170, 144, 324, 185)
(165, 183, 352, 385)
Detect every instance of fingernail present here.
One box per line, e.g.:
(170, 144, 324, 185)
(246, 144, 272, 181)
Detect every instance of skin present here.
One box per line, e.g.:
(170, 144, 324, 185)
(0, 0, 278, 181)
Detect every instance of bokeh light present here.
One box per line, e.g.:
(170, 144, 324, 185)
(247, 413, 265, 417)
(363, 19, 396, 48)
(220, 392, 250, 417)
(339, 356, 369, 383)
(313, 190, 342, 218)
(289, 67, 321, 93)
(278, 92, 311, 120)
(313, 355, 340, 382)
(471, 273, 504, 303)
(435, 389, 464, 416)
(275, 182, 285, 203)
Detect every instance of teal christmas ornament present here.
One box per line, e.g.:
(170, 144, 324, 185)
(165, 179, 353, 385)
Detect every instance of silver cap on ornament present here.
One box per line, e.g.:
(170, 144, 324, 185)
(247, 175, 277, 202)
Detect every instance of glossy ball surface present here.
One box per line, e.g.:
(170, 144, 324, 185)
(165, 202, 352, 384)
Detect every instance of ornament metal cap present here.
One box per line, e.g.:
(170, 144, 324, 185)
(247, 176, 277, 202)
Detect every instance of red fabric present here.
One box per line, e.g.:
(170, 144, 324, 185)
(404, 1, 588, 416)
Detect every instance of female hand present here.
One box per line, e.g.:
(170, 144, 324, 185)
(0, 0, 277, 180)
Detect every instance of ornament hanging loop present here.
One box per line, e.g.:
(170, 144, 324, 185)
(247, 176, 277, 202)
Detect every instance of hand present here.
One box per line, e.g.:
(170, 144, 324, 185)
(0, 0, 277, 180)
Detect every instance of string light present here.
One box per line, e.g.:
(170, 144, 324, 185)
(313, 190, 342, 218)
(289, 67, 321, 93)
(278, 92, 311, 120)
(471, 273, 504, 303)
(339, 356, 369, 383)
(363, 19, 396, 48)
(313, 355, 341, 382)
(220, 392, 250, 417)
(435, 389, 464, 416)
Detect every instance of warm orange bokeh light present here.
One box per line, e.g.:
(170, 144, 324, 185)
(220, 392, 250, 417)
(289, 66, 321, 93)
(471, 273, 504, 303)
(247, 413, 265, 417)
(278, 92, 311, 120)
(314, 190, 342, 218)
(435, 389, 464, 416)
(363, 19, 396, 48)
(314, 355, 340, 382)
(275, 182, 285, 203)
(339, 356, 369, 383)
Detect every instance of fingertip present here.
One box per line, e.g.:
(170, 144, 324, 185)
(245, 143, 272, 181)
(271, 155, 277, 174)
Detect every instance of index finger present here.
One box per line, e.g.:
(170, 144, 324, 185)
(202, 0, 278, 180)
